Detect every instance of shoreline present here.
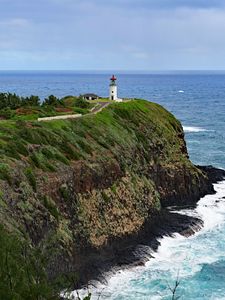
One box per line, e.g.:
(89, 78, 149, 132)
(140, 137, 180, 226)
(99, 182, 225, 299)
(76, 209, 204, 291)
(81, 179, 225, 299)
(71, 166, 225, 291)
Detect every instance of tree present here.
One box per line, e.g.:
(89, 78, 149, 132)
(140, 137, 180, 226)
(43, 95, 62, 107)
(73, 97, 90, 109)
(22, 95, 41, 107)
(0, 225, 57, 299)
(0, 225, 92, 300)
(0, 93, 22, 110)
(7, 93, 22, 109)
(0, 108, 15, 119)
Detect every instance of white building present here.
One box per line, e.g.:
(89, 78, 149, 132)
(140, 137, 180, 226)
(83, 93, 99, 101)
(109, 75, 122, 102)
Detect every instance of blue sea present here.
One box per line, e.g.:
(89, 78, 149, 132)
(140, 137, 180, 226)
(1, 71, 225, 299)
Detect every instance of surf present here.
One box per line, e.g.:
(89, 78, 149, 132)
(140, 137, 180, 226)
(183, 126, 211, 133)
(76, 180, 225, 299)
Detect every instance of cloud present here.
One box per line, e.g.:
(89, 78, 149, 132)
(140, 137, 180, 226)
(0, 0, 225, 69)
(51, 0, 225, 10)
(0, 18, 29, 27)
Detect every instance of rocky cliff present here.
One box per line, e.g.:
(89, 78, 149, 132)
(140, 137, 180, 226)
(0, 99, 222, 287)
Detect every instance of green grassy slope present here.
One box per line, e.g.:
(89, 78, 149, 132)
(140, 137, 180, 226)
(0, 99, 208, 296)
(0, 99, 186, 177)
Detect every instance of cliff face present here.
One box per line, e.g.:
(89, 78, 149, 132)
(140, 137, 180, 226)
(0, 100, 216, 283)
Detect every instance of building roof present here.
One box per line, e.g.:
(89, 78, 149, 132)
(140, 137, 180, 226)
(110, 75, 117, 81)
(83, 93, 99, 98)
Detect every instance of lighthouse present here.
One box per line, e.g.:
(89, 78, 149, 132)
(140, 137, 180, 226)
(109, 75, 123, 102)
(109, 75, 118, 101)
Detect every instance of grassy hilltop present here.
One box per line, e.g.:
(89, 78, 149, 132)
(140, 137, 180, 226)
(0, 99, 185, 178)
(0, 93, 92, 121)
(0, 99, 211, 298)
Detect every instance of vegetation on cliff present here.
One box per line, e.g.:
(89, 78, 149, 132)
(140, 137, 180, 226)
(0, 99, 212, 296)
(0, 93, 91, 120)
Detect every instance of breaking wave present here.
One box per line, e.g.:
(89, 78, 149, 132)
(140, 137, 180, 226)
(76, 181, 225, 300)
(183, 126, 210, 133)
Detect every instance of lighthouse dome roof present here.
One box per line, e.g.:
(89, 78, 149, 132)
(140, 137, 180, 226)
(110, 75, 117, 81)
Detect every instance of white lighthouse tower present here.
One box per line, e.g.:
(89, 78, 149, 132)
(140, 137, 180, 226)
(109, 75, 123, 102)
(109, 75, 118, 101)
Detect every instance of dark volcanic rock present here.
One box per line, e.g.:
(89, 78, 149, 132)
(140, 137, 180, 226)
(70, 210, 204, 289)
(65, 165, 225, 288)
(197, 165, 225, 183)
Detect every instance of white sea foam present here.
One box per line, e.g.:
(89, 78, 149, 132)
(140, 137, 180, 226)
(183, 126, 210, 133)
(196, 181, 225, 231)
(178, 90, 184, 93)
(74, 180, 225, 300)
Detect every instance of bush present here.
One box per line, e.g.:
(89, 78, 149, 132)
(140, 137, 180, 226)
(0, 163, 11, 184)
(102, 191, 110, 203)
(0, 108, 15, 119)
(0, 93, 21, 110)
(42, 146, 69, 165)
(42, 195, 60, 221)
(30, 152, 56, 171)
(43, 95, 63, 107)
(73, 107, 89, 115)
(21, 95, 41, 106)
(24, 168, 37, 191)
(73, 97, 90, 109)
(0, 225, 58, 299)
(59, 184, 70, 202)
(0, 223, 93, 299)
(60, 142, 81, 160)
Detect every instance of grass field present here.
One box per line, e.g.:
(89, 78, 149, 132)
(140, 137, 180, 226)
(87, 98, 113, 103)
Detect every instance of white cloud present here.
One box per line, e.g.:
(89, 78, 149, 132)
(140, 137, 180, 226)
(1, 1, 225, 69)
(0, 18, 30, 27)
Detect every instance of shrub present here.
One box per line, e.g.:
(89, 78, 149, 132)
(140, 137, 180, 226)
(19, 181, 34, 199)
(73, 107, 89, 115)
(0, 163, 11, 184)
(21, 95, 41, 106)
(73, 97, 90, 109)
(0, 92, 22, 110)
(41, 146, 55, 159)
(30, 152, 56, 171)
(4, 143, 21, 159)
(0, 108, 15, 119)
(42, 195, 60, 221)
(0, 224, 73, 299)
(30, 152, 42, 168)
(54, 152, 69, 165)
(111, 184, 117, 194)
(4, 139, 28, 159)
(43, 95, 62, 107)
(42, 146, 69, 165)
(62, 95, 90, 108)
(59, 184, 70, 202)
(102, 191, 110, 203)
(25, 168, 37, 191)
(60, 142, 81, 160)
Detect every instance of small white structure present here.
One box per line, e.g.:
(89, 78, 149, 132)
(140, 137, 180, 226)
(109, 75, 123, 102)
(83, 93, 99, 101)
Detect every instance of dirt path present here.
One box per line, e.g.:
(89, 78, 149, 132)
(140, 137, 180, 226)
(89, 102, 110, 114)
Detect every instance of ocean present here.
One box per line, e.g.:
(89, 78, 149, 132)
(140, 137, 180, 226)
(1, 71, 225, 299)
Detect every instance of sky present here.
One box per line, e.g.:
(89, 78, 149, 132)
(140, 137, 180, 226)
(1, 0, 225, 71)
